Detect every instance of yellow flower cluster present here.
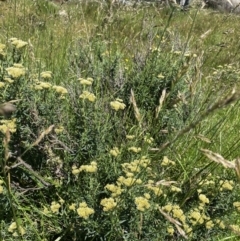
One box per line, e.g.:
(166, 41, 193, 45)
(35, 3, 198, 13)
(122, 157, 150, 173)
(167, 226, 174, 236)
(50, 201, 61, 213)
(144, 136, 154, 144)
(10, 38, 28, 49)
(162, 204, 186, 223)
(188, 208, 211, 226)
(8, 222, 26, 236)
(40, 71, 52, 79)
(117, 176, 142, 187)
(126, 135, 135, 140)
(4, 77, 14, 83)
(6, 64, 26, 78)
(77, 202, 95, 219)
(215, 219, 225, 229)
(80, 161, 97, 173)
(68, 203, 76, 211)
(0, 180, 4, 194)
(205, 220, 214, 229)
(79, 91, 96, 102)
(100, 197, 117, 211)
(52, 85, 68, 95)
(220, 180, 234, 191)
(233, 201, 240, 211)
(110, 98, 126, 111)
(170, 185, 182, 193)
(109, 147, 120, 157)
(34, 81, 52, 90)
(105, 184, 123, 197)
(72, 162, 97, 175)
(79, 77, 93, 86)
(0, 82, 5, 88)
(135, 196, 151, 211)
(146, 182, 163, 196)
(229, 224, 240, 233)
(0, 119, 17, 134)
(128, 146, 141, 153)
(199, 194, 209, 205)
(161, 156, 176, 166)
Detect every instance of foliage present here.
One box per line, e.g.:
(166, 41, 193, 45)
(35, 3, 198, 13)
(0, 0, 240, 240)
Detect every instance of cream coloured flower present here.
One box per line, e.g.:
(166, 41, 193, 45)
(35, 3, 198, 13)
(110, 98, 126, 111)
(77, 202, 94, 219)
(135, 197, 150, 211)
(0, 82, 5, 88)
(10, 38, 28, 49)
(199, 194, 209, 204)
(69, 203, 76, 211)
(161, 156, 175, 166)
(110, 147, 120, 157)
(0, 119, 17, 134)
(100, 198, 117, 211)
(50, 201, 61, 213)
(8, 222, 17, 232)
(128, 147, 141, 153)
(40, 71, 52, 79)
(79, 91, 96, 102)
(79, 77, 93, 86)
(126, 135, 135, 140)
(6, 65, 25, 78)
(167, 226, 174, 236)
(52, 85, 68, 95)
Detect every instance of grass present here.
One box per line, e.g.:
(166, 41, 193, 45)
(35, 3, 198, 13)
(0, 0, 240, 240)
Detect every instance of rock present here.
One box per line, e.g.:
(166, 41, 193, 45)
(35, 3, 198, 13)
(204, 0, 240, 13)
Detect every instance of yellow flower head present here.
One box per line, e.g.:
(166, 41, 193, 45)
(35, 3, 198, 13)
(110, 147, 120, 157)
(199, 194, 209, 204)
(79, 162, 97, 173)
(77, 202, 94, 219)
(206, 220, 214, 229)
(35, 81, 52, 90)
(126, 135, 135, 140)
(0, 119, 17, 134)
(215, 219, 225, 229)
(52, 85, 68, 95)
(0, 43, 6, 51)
(8, 222, 17, 233)
(100, 198, 117, 211)
(161, 156, 176, 166)
(4, 77, 14, 83)
(171, 186, 182, 193)
(220, 180, 234, 191)
(10, 38, 28, 49)
(0, 82, 5, 89)
(167, 226, 174, 236)
(110, 99, 126, 111)
(50, 201, 61, 213)
(40, 71, 52, 79)
(105, 184, 123, 197)
(79, 91, 96, 102)
(189, 210, 204, 225)
(233, 201, 240, 211)
(128, 147, 141, 153)
(144, 193, 151, 199)
(135, 197, 150, 211)
(6, 65, 25, 78)
(79, 77, 93, 86)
